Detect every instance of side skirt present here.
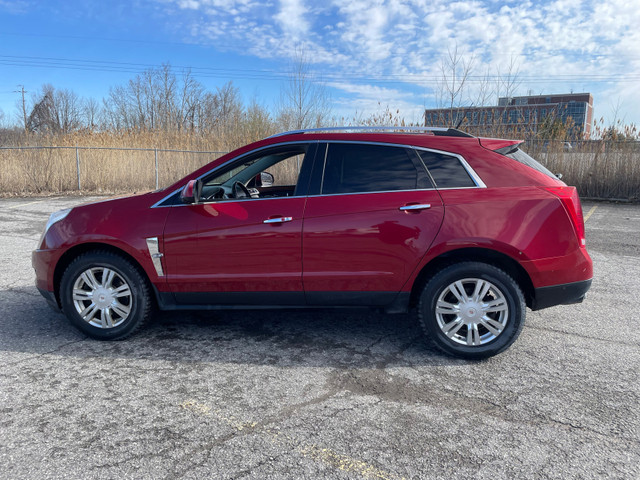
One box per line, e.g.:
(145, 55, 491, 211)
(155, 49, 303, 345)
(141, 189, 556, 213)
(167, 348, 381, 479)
(153, 289, 410, 313)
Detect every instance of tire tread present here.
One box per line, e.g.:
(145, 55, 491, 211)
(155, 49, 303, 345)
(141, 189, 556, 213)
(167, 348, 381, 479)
(60, 250, 152, 340)
(417, 261, 526, 359)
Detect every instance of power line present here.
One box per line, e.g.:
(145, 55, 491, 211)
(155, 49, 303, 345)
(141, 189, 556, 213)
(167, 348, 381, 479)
(1, 30, 639, 61)
(1, 54, 639, 86)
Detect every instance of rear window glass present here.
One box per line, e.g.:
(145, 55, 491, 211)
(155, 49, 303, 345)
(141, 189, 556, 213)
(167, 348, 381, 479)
(503, 148, 556, 179)
(417, 150, 476, 188)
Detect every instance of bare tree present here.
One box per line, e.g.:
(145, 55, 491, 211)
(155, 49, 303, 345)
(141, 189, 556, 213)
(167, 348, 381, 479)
(56, 88, 83, 133)
(83, 97, 101, 131)
(26, 85, 55, 133)
(178, 70, 204, 132)
(241, 99, 275, 142)
(495, 56, 521, 101)
(276, 49, 331, 131)
(216, 82, 243, 124)
(102, 64, 206, 133)
(436, 45, 474, 127)
(26, 84, 83, 134)
(473, 66, 496, 108)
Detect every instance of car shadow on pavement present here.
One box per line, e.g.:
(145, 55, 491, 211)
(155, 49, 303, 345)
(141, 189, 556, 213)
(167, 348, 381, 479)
(0, 286, 469, 368)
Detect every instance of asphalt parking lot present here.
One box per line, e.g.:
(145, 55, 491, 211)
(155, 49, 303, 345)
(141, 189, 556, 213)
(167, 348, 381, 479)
(0, 196, 638, 479)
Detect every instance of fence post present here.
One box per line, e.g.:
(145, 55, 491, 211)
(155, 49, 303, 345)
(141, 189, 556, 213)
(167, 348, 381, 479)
(154, 148, 159, 190)
(76, 146, 81, 190)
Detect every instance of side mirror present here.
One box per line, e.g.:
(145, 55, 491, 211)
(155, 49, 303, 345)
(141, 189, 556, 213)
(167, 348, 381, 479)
(260, 171, 274, 187)
(180, 179, 202, 204)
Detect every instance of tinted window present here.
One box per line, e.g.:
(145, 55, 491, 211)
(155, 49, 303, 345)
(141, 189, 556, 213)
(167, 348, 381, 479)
(417, 150, 476, 188)
(504, 148, 556, 179)
(322, 143, 424, 194)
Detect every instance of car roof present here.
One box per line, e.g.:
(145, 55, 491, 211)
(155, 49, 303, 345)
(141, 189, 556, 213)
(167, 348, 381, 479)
(267, 126, 475, 139)
(265, 127, 524, 152)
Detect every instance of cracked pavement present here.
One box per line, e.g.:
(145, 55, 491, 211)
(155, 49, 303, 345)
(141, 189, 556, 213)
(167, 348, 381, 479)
(0, 196, 639, 479)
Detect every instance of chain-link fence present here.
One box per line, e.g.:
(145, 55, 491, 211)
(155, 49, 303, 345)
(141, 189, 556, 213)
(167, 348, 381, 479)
(520, 140, 640, 200)
(1, 141, 638, 200)
(0, 146, 228, 194)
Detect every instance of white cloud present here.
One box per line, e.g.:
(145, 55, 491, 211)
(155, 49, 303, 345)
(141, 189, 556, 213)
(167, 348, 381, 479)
(0, 0, 30, 14)
(158, 0, 640, 124)
(274, 0, 310, 40)
(177, 0, 200, 9)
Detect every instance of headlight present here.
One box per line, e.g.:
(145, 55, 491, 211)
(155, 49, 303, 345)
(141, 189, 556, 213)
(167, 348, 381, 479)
(38, 208, 72, 248)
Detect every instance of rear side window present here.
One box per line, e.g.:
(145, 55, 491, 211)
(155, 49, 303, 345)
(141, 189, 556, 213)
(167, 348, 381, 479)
(502, 147, 556, 179)
(322, 143, 431, 194)
(417, 150, 476, 188)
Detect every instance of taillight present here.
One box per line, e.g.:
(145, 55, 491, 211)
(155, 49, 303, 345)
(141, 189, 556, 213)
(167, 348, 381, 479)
(542, 186, 586, 247)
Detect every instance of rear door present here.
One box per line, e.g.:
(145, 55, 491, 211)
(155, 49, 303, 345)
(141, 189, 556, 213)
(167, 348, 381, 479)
(302, 142, 444, 306)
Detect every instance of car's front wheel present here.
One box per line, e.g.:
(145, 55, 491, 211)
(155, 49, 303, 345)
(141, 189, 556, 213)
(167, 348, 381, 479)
(418, 262, 525, 359)
(60, 251, 151, 340)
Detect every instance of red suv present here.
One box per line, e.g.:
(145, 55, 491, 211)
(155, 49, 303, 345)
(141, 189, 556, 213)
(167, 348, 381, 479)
(33, 127, 592, 359)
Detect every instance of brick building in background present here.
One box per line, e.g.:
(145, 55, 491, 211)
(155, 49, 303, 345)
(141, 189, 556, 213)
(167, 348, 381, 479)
(424, 93, 594, 138)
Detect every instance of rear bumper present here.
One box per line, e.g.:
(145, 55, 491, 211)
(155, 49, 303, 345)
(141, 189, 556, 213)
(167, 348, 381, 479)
(521, 248, 593, 288)
(531, 279, 592, 311)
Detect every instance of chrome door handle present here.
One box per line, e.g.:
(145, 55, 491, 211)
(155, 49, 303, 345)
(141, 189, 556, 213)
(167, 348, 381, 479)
(399, 204, 431, 211)
(263, 216, 293, 224)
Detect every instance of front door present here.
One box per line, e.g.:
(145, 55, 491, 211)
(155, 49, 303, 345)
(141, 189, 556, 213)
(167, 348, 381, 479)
(163, 143, 315, 305)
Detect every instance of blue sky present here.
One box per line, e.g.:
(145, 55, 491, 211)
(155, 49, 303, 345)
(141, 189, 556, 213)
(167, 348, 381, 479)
(1, 0, 639, 128)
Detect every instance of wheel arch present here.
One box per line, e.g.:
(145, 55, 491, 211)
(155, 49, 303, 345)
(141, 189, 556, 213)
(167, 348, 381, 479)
(409, 247, 535, 309)
(53, 242, 157, 309)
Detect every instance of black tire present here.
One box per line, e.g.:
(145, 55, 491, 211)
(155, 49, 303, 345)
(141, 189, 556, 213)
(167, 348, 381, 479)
(418, 262, 525, 360)
(59, 251, 152, 340)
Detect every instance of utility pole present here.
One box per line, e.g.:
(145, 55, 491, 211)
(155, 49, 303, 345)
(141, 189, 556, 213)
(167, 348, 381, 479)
(14, 85, 27, 133)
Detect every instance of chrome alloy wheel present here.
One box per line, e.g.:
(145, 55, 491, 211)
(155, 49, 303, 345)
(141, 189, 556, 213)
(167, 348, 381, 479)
(435, 278, 509, 346)
(72, 267, 133, 328)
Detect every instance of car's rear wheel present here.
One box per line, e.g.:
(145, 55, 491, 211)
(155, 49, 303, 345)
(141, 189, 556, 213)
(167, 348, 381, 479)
(60, 251, 151, 340)
(418, 262, 525, 359)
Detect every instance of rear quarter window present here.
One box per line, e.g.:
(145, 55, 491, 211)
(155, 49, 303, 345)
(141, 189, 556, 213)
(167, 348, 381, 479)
(416, 150, 476, 188)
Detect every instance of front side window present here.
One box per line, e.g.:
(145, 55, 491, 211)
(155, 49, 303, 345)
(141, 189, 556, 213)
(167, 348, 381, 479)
(200, 144, 309, 201)
(321, 143, 429, 195)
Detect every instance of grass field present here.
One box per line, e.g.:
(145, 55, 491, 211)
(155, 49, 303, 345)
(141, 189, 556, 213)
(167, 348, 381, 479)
(0, 132, 638, 200)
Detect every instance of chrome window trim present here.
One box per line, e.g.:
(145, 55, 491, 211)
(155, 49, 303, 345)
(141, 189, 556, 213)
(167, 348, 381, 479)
(151, 139, 486, 208)
(191, 195, 305, 206)
(412, 145, 487, 189)
(150, 141, 317, 208)
(154, 190, 308, 208)
(307, 187, 438, 198)
(319, 140, 486, 191)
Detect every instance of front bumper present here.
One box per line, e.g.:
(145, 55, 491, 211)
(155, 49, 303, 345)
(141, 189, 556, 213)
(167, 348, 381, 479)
(32, 248, 56, 292)
(531, 278, 592, 311)
(37, 287, 60, 311)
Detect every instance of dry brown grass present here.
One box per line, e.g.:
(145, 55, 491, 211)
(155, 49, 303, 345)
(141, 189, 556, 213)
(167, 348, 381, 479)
(525, 141, 640, 200)
(0, 131, 638, 200)
(0, 132, 229, 194)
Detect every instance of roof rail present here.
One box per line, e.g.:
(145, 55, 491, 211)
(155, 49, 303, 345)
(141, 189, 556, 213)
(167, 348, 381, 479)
(267, 126, 474, 138)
